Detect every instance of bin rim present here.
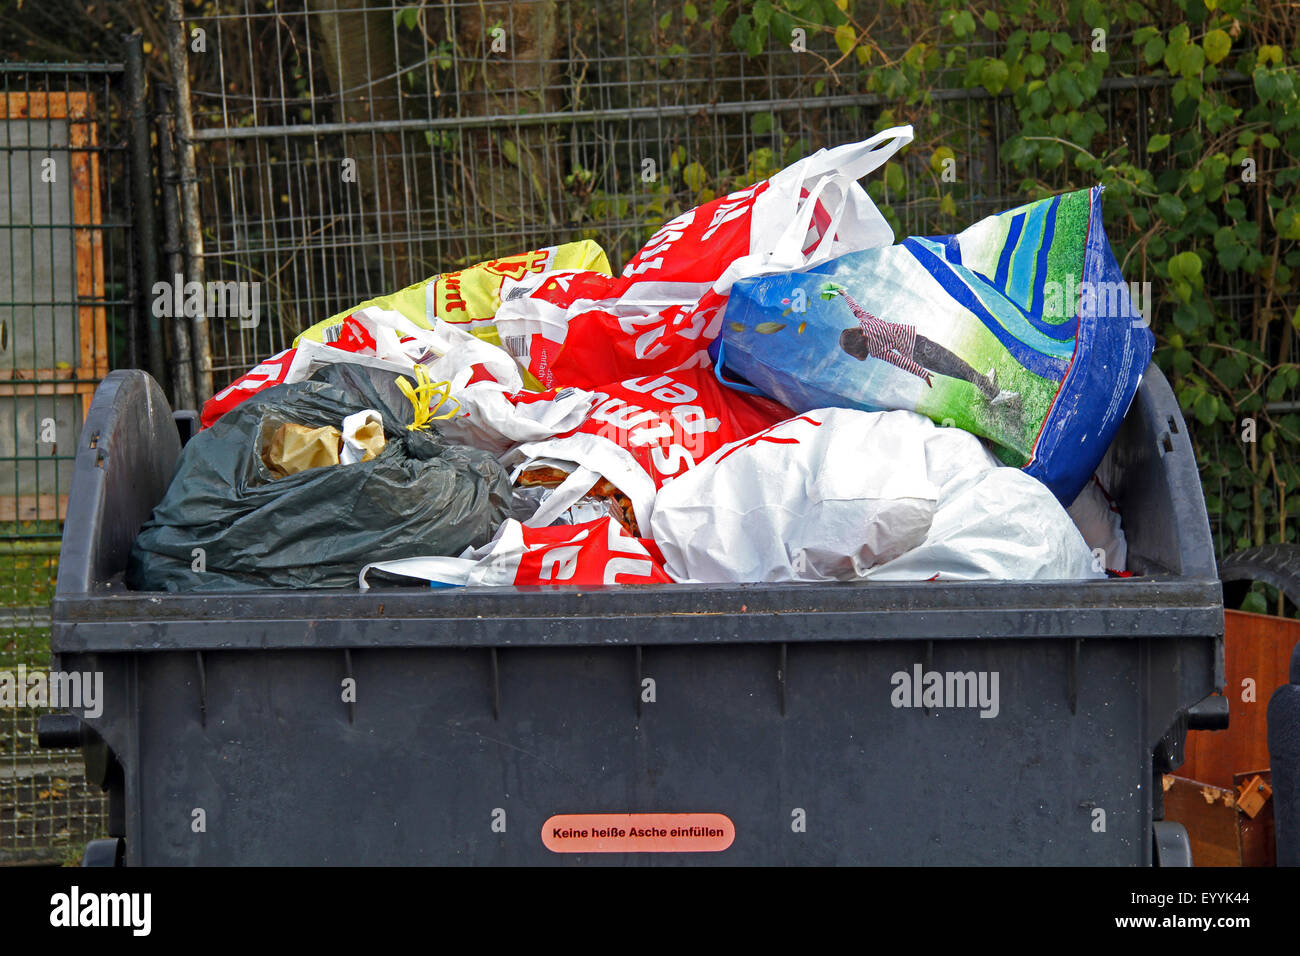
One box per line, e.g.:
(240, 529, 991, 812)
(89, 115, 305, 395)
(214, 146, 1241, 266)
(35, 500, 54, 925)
(51, 574, 1224, 652)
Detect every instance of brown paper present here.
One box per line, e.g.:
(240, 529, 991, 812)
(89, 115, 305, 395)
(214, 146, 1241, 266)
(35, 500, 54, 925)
(263, 423, 343, 478)
(350, 419, 386, 462)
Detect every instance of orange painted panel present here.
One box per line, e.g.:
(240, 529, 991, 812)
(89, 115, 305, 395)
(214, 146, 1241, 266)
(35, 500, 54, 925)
(1182, 609, 1300, 788)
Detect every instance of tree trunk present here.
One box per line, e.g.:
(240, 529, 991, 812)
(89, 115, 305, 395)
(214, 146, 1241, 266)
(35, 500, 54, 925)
(308, 0, 416, 286)
(454, 1, 563, 248)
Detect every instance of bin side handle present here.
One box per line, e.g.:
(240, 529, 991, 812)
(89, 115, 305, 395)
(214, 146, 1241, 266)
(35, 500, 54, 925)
(1115, 364, 1217, 580)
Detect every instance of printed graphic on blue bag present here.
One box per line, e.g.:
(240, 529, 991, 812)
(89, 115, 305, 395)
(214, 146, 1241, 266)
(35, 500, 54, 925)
(718, 186, 1154, 503)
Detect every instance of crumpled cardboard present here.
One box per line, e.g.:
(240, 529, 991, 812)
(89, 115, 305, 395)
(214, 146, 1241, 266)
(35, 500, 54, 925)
(263, 423, 343, 478)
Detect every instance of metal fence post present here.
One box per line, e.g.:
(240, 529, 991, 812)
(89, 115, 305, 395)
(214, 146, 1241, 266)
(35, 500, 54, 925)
(124, 33, 165, 391)
(155, 84, 195, 413)
(166, 0, 212, 406)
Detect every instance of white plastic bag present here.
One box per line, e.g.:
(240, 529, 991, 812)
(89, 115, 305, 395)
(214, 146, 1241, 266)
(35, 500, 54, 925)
(1067, 475, 1127, 572)
(339, 409, 384, 466)
(649, 407, 1104, 584)
(710, 125, 915, 296)
(864, 467, 1105, 581)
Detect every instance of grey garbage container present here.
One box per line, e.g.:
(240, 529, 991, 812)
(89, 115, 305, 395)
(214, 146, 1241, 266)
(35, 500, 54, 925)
(43, 364, 1224, 865)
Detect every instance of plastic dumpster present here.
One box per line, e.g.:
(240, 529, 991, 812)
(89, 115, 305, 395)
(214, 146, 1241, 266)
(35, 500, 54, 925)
(41, 365, 1224, 865)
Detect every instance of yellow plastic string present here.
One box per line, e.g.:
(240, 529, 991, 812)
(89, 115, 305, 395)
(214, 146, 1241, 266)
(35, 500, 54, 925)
(395, 365, 460, 431)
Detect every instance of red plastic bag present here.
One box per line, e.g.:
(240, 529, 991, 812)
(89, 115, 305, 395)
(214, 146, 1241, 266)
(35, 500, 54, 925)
(510, 367, 792, 533)
(494, 127, 915, 389)
(358, 516, 672, 587)
(201, 348, 298, 429)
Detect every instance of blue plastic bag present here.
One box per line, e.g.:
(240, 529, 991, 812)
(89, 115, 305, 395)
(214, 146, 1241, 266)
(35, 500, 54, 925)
(714, 186, 1153, 503)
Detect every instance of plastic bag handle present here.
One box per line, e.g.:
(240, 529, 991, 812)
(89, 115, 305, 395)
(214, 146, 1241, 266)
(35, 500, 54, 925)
(817, 124, 914, 183)
(712, 339, 766, 396)
(769, 175, 836, 266)
(811, 179, 852, 260)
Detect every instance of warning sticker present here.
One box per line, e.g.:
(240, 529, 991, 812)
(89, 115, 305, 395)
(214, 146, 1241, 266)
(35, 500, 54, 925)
(541, 813, 735, 853)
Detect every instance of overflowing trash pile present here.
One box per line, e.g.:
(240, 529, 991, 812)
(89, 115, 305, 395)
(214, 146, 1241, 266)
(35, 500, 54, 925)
(126, 125, 1153, 592)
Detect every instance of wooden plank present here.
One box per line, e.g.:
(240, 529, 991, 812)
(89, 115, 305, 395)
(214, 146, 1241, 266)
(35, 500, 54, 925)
(1234, 769, 1276, 867)
(1, 368, 86, 381)
(1181, 609, 1300, 788)
(0, 91, 89, 121)
(1161, 774, 1242, 867)
(0, 382, 96, 398)
(0, 494, 67, 522)
(67, 93, 107, 379)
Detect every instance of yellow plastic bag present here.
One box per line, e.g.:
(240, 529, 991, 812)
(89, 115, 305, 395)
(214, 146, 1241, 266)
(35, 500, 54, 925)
(293, 240, 611, 350)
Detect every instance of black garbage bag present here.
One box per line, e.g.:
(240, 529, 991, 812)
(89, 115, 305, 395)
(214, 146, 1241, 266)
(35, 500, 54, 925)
(126, 362, 512, 591)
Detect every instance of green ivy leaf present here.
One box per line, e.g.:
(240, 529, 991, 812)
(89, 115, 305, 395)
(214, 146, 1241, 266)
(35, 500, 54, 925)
(1194, 392, 1219, 425)
(1254, 68, 1277, 101)
(1179, 44, 1205, 77)
(951, 10, 976, 38)
(1147, 133, 1171, 152)
(1203, 28, 1231, 65)
(1169, 250, 1204, 285)
(1157, 193, 1186, 223)
(1144, 35, 1166, 66)
(979, 58, 1009, 95)
(730, 15, 752, 52)
(929, 145, 955, 173)
(834, 23, 856, 56)
(884, 161, 905, 192)
(1242, 590, 1268, 614)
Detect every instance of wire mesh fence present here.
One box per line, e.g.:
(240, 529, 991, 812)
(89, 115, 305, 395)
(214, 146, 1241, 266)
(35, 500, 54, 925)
(0, 64, 126, 864)
(186, 2, 1048, 384)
